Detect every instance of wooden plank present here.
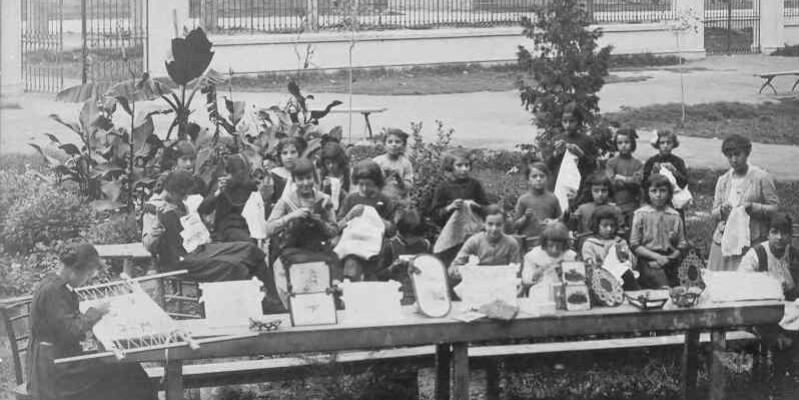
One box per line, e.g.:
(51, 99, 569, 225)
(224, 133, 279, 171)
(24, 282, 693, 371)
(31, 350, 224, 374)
(485, 359, 501, 400)
(451, 342, 469, 400)
(435, 344, 450, 400)
(324, 107, 388, 114)
(111, 302, 784, 364)
(682, 330, 700, 400)
(165, 360, 184, 400)
(755, 71, 799, 77)
(95, 243, 151, 259)
(709, 331, 727, 400)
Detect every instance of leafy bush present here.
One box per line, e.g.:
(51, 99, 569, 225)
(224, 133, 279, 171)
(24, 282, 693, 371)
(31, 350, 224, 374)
(0, 239, 77, 296)
(609, 53, 684, 69)
(83, 212, 141, 245)
(406, 121, 454, 217)
(1, 184, 94, 254)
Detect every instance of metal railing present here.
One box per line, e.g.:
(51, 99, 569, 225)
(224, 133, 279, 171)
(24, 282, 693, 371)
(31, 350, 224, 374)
(189, 0, 677, 34)
(787, 0, 799, 19)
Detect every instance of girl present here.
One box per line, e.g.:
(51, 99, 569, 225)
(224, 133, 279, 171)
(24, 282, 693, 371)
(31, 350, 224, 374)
(605, 127, 643, 232)
(142, 170, 265, 282)
(430, 148, 489, 266)
(570, 172, 625, 237)
(379, 208, 432, 304)
(546, 102, 599, 192)
(373, 128, 414, 202)
(642, 130, 689, 198)
(449, 205, 522, 282)
(27, 243, 157, 400)
(581, 205, 640, 291)
(521, 222, 578, 301)
(512, 161, 562, 239)
(338, 160, 397, 281)
(318, 141, 351, 212)
(197, 154, 258, 243)
(271, 137, 308, 200)
(707, 134, 780, 271)
(266, 158, 341, 288)
(151, 140, 207, 197)
(630, 174, 687, 289)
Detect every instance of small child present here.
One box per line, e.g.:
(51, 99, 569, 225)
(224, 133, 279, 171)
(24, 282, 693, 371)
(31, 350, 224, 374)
(430, 148, 489, 266)
(373, 128, 414, 202)
(318, 141, 351, 212)
(605, 127, 643, 232)
(581, 205, 640, 291)
(338, 160, 397, 281)
(449, 205, 522, 282)
(642, 130, 689, 196)
(630, 174, 687, 289)
(512, 161, 562, 239)
(521, 222, 578, 301)
(570, 172, 625, 236)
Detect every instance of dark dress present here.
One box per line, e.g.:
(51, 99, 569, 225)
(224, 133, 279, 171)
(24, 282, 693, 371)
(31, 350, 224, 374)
(26, 274, 156, 400)
(642, 153, 689, 189)
(142, 193, 265, 282)
(198, 181, 259, 243)
(429, 176, 489, 266)
(546, 130, 599, 194)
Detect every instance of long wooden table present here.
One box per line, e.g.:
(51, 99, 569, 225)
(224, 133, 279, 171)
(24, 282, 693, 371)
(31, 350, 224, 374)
(66, 300, 785, 400)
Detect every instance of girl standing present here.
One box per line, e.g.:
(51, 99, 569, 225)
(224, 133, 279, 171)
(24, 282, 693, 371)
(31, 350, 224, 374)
(512, 161, 562, 239)
(373, 128, 414, 203)
(605, 128, 643, 232)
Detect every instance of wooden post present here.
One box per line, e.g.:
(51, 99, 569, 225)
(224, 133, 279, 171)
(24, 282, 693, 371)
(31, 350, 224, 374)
(165, 359, 184, 400)
(485, 359, 501, 400)
(708, 330, 727, 400)
(682, 330, 700, 400)
(452, 342, 469, 400)
(435, 343, 451, 400)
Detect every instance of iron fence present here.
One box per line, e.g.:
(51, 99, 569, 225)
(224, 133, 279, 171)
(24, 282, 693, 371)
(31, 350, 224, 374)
(189, 0, 677, 34)
(22, 0, 64, 92)
(787, 0, 799, 19)
(704, 0, 760, 55)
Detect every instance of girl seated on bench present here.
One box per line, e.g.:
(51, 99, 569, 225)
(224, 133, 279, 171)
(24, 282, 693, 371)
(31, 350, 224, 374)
(581, 205, 640, 291)
(448, 205, 521, 285)
(521, 222, 578, 301)
(198, 154, 259, 243)
(142, 170, 266, 282)
(27, 242, 156, 400)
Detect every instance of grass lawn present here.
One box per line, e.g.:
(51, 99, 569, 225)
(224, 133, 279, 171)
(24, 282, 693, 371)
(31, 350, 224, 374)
(225, 53, 678, 96)
(604, 99, 799, 146)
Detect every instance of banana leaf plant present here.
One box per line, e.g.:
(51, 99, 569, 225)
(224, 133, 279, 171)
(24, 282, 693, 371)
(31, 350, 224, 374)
(163, 27, 216, 140)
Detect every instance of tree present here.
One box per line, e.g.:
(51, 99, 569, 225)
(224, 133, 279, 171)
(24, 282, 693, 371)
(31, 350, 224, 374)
(516, 0, 612, 155)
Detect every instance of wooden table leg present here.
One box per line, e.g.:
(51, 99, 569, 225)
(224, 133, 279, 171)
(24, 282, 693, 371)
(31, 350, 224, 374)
(435, 343, 451, 400)
(709, 330, 727, 400)
(452, 342, 469, 400)
(165, 359, 184, 400)
(682, 329, 700, 400)
(485, 358, 501, 400)
(363, 112, 374, 138)
(122, 258, 135, 277)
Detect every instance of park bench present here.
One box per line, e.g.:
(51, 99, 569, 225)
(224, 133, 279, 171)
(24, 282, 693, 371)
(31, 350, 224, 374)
(317, 107, 388, 138)
(754, 70, 799, 94)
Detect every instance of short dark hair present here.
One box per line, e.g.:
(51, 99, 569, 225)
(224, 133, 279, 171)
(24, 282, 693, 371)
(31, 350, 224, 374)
(60, 242, 101, 271)
(396, 208, 424, 237)
(614, 127, 638, 152)
(484, 204, 504, 219)
(164, 170, 195, 196)
(352, 159, 384, 188)
(642, 173, 674, 205)
(652, 130, 680, 149)
(721, 134, 752, 156)
(276, 137, 307, 165)
(540, 222, 570, 248)
(290, 157, 316, 180)
(523, 161, 550, 180)
(384, 128, 409, 146)
(441, 148, 472, 173)
(768, 212, 793, 235)
(590, 205, 619, 235)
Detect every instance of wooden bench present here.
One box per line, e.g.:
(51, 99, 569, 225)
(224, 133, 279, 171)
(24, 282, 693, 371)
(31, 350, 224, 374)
(321, 107, 388, 138)
(4, 287, 762, 400)
(95, 243, 153, 277)
(754, 70, 799, 94)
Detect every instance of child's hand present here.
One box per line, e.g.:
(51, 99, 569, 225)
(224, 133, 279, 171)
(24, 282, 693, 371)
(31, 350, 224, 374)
(345, 204, 366, 221)
(654, 254, 670, 267)
(661, 163, 676, 173)
(719, 203, 732, 219)
(290, 208, 311, 220)
(216, 176, 230, 196)
(565, 143, 584, 157)
(464, 200, 481, 210)
(447, 199, 464, 212)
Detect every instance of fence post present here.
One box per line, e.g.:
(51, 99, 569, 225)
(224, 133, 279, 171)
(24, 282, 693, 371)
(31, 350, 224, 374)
(0, 0, 23, 108)
(760, 0, 784, 54)
(146, 0, 190, 78)
(307, 0, 319, 31)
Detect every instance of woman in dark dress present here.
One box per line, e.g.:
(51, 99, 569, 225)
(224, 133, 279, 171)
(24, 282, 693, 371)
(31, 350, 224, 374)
(27, 243, 156, 400)
(198, 154, 259, 243)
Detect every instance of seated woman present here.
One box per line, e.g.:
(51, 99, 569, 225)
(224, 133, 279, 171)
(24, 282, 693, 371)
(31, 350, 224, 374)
(198, 154, 259, 243)
(737, 212, 799, 380)
(337, 160, 397, 281)
(27, 243, 156, 400)
(142, 170, 266, 282)
(266, 158, 341, 302)
(448, 205, 522, 284)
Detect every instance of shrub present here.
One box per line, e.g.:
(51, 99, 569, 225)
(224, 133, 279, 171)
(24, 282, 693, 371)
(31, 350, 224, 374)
(609, 53, 684, 69)
(0, 170, 48, 233)
(406, 121, 454, 218)
(0, 239, 77, 296)
(83, 212, 141, 245)
(1, 184, 94, 254)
